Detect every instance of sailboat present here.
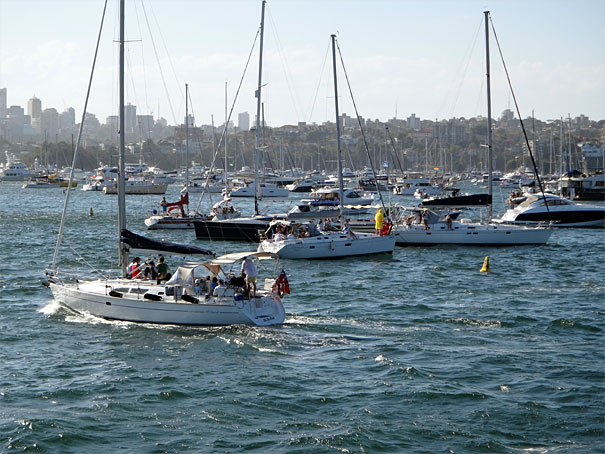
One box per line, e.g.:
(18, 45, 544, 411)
(257, 34, 395, 259)
(193, 0, 286, 242)
(390, 11, 552, 246)
(46, 0, 286, 326)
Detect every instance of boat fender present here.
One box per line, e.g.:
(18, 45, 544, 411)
(181, 294, 199, 304)
(144, 293, 163, 301)
(109, 290, 123, 298)
(480, 256, 490, 273)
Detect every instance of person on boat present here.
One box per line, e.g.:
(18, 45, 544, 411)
(160, 197, 167, 214)
(209, 277, 219, 294)
(143, 260, 158, 280)
(155, 255, 171, 284)
(375, 208, 384, 235)
(342, 219, 356, 239)
(127, 257, 142, 279)
(445, 214, 452, 230)
(241, 256, 258, 299)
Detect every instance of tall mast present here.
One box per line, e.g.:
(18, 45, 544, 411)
(185, 83, 189, 190)
(331, 34, 345, 223)
(225, 81, 228, 192)
(118, 0, 127, 276)
(254, 0, 266, 216)
(484, 10, 493, 222)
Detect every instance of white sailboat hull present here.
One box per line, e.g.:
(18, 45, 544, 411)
(258, 232, 396, 259)
(392, 222, 552, 245)
(50, 280, 285, 326)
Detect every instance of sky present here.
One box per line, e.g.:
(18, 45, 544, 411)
(1, 0, 604, 128)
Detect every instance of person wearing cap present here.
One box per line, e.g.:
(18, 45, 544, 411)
(240, 256, 258, 298)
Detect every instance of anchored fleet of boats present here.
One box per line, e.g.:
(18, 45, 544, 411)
(4, 2, 596, 329)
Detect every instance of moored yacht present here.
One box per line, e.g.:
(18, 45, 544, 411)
(497, 193, 605, 228)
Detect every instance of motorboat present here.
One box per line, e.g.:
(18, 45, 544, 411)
(0, 152, 35, 181)
(103, 177, 168, 195)
(229, 182, 289, 198)
(497, 193, 605, 227)
(418, 189, 491, 208)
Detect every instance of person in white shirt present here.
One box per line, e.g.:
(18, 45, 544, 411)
(240, 256, 258, 298)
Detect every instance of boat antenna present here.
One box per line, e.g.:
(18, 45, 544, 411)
(331, 34, 345, 224)
(488, 12, 551, 221)
(51, 0, 109, 272)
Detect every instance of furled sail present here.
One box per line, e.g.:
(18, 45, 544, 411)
(120, 229, 214, 256)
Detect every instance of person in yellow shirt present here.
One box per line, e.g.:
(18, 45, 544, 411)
(375, 208, 384, 235)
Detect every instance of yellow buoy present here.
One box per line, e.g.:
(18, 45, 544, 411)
(480, 256, 490, 273)
(89, 208, 94, 216)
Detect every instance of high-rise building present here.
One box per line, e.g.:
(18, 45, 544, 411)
(59, 107, 75, 129)
(407, 113, 421, 130)
(41, 108, 59, 139)
(238, 111, 250, 131)
(124, 103, 136, 133)
(28, 96, 42, 134)
(0, 88, 7, 119)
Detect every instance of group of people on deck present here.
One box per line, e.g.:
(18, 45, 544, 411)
(127, 255, 171, 283)
(127, 254, 259, 299)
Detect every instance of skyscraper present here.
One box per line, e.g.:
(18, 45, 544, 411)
(0, 88, 7, 119)
(28, 96, 42, 134)
(238, 111, 250, 131)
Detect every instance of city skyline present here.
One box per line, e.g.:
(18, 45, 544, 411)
(1, 0, 604, 128)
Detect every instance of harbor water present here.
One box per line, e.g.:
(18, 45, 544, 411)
(1, 183, 603, 453)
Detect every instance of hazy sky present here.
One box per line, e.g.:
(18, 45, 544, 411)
(1, 0, 603, 127)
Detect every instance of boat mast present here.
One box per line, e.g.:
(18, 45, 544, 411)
(484, 10, 493, 223)
(254, 0, 266, 216)
(185, 83, 189, 191)
(331, 34, 345, 223)
(225, 81, 228, 193)
(118, 0, 128, 276)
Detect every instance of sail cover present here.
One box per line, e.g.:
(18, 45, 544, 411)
(120, 229, 214, 256)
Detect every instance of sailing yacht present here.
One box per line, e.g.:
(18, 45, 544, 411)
(257, 34, 395, 259)
(46, 0, 286, 326)
(193, 0, 288, 241)
(391, 11, 552, 246)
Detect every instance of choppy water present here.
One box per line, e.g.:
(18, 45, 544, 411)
(1, 182, 603, 453)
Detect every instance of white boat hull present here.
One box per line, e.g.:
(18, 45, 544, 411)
(103, 182, 168, 195)
(392, 222, 552, 245)
(50, 280, 285, 326)
(258, 232, 396, 259)
(230, 186, 289, 197)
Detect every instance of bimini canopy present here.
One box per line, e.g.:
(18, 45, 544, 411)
(120, 229, 214, 257)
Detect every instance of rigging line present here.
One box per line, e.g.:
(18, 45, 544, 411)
(334, 39, 388, 213)
(489, 15, 551, 221)
(139, 0, 178, 125)
(440, 17, 483, 119)
(133, 0, 151, 114)
(385, 126, 405, 180)
(307, 39, 331, 125)
(145, 0, 184, 108)
(67, 244, 110, 280)
(194, 29, 261, 214)
(267, 8, 304, 122)
(51, 0, 109, 272)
